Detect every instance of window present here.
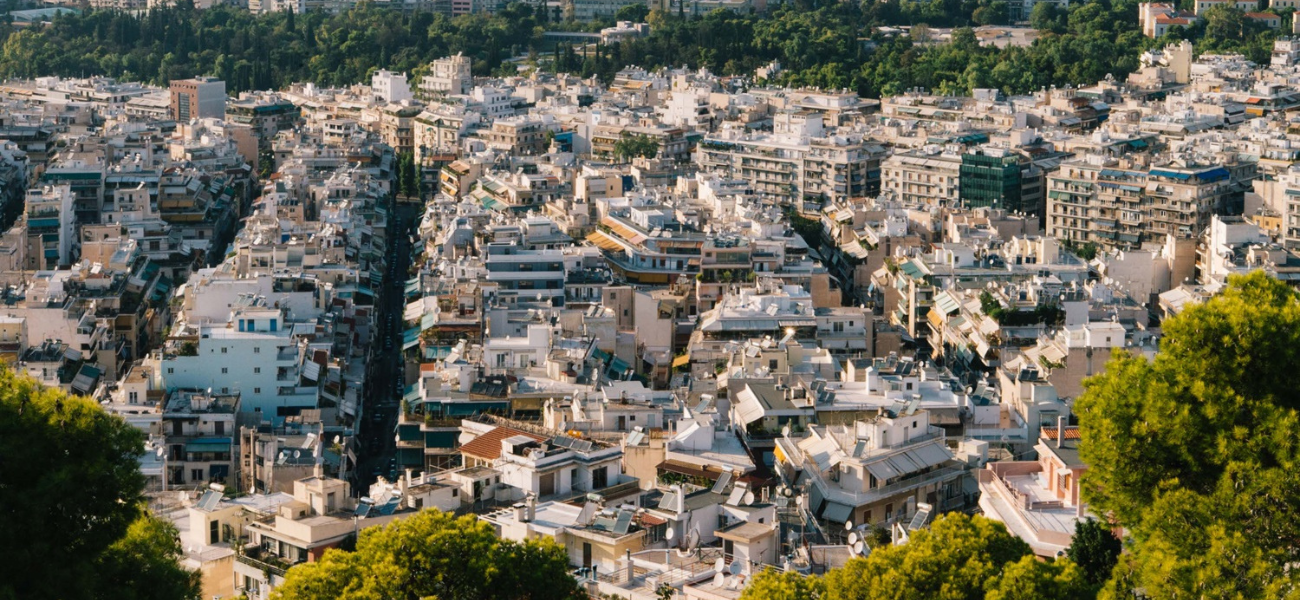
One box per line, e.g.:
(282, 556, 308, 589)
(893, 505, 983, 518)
(210, 520, 220, 544)
(254, 388, 261, 394)
(254, 347, 260, 354)
(769, 359, 779, 370)
(254, 367, 261, 374)
(191, 469, 203, 482)
(221, 347, 228, 354)
(128, 391, 138, 403)
(222, 367, 228, 374)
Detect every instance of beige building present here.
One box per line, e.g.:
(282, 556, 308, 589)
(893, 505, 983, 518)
(882, 150, 963, 207)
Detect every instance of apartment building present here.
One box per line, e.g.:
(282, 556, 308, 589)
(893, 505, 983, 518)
(170, 77, 227, 121)
(775, 407, 966, 531)
(160, 389, 240, 488)
(22, 185, 75, 269)
(1047, 158, 1253, 250)
(421, 54, 473, 96)
(882, 150, 962, 207)
(977, 423, 1090, 557)
(158, 299, 318, 415)
(696, 113, 886, 202)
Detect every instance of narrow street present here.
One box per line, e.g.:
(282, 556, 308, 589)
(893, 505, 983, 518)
(353, 196, 420, 492)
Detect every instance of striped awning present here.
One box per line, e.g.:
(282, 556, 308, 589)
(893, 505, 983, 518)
(586, 231, 625, 252)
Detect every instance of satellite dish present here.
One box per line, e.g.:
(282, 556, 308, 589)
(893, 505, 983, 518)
(293, 450, 301, 459)
(728, 560, 742, 575)
(848, 532, 859, 545)
(844, 519, 854, 531)
(781, 425, 791, 437)
(686, 529, 700, 550)
(742, 491, 755, 506)
(795, 496, 804, 507)
(715, 557, 726, 572)
(177, 491, 187, 503)
(712, 573, 725, 587)
(852, 541, 865, 555)
(782, 486, 794, 498)
(665, 527, 676, 541)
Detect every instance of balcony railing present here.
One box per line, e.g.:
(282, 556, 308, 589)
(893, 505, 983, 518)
(810, 463, 967, 507)
(236, 553, 289, 578)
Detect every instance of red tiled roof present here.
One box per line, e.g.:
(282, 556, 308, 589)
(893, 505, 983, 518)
(459, 426, 545, 460)
(1040, 426, 1082, 440)
(1245, 12, 1277, 18)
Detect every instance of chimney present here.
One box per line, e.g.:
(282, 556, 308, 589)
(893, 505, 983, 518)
(526, 494, 537, 521)
(626, 549, 634, 582)
(514, 502, 527, 522)
(312, 423, 325, 479)
(1056, 416, 1066, 449)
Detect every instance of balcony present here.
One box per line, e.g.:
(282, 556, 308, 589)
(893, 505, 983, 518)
(235, 550, 291, 578)
(810, 464, 967, 508)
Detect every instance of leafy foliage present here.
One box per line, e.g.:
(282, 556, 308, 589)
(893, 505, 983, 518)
(1065, 519, 1121, 589)
(0, 0, 1276, 99)
(94, 516, 203, 600)
(742, 514, 1088, 600)
(822, 513, 1037, 600)
(984, 555, 1091, 600)
(1076, 272, 1300, 598)
(739, 567, 825, 600)
(0, 367, 198, 600)
(612, 134, 659, 160)
(272, 509, 584, 600)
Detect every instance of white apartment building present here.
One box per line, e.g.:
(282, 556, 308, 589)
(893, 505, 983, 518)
(24, 184, 76, 269)
(421, 54, 473, 96)
(371, 70, 413, 104)
(695, 113, 886, 202)
(159, 302, 317, 415)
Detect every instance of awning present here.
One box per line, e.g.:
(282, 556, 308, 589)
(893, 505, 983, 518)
(185, 438, 232, 454)
(822, 502, 853, 524)
(671, 354, 690, 368)
(658, 459, 717, 481)
(808, 483, 826, 516)
(865, 460, 902, 481)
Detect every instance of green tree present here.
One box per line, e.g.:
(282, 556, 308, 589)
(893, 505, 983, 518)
(1030, 2, 1065, 33)
(984, 556, 1091, 600)
(612, 133, 659, 160)
(397, 151, 419, 198)
(822, 513, 1031, 600)
(739, 567, 825, 600)
(972, 1, 1008, 25)
(94, 516, 203, 600)
(615, 3, 650, 22)
(273, 510, 584, 600)
(0, 367, 197, 600)
(1065, 519, 1121, 589)
(1076, 271, 1300, 598)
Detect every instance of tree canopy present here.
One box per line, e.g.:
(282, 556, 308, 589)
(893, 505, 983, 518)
(0, 0, 1280, 99)
(739, 514, 1087, 600)
(1064, 519, 1121, 589)
(272, 509, 584, 600)
(0, 367, 199, 600)
(1076, 271, 1300, 599)
(613, 134, 659, 161)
